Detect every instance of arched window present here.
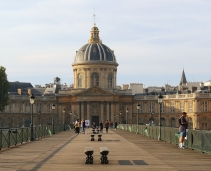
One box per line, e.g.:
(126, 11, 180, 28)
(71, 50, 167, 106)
(108, 74, 112, 88)
(161, 117, 166, 126)
(170, 117, 176, 127)
(91, 73, 99, 86)
(78, 74, 83, 88)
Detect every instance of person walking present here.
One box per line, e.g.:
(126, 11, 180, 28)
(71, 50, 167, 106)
(178, 112, 188, 149)
(105, 120, 109, 133)
(75, 119, 80, 134)
(114, 120, 117, 130)
(99, 121, 103, 133)
(81, 119, 86, 134)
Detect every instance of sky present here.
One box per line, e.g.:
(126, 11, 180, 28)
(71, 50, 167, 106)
(1, 0, 211, 88)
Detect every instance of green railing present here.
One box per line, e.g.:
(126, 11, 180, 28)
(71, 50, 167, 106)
(118, 124, 211, 154)
(0, 124, 72, 150)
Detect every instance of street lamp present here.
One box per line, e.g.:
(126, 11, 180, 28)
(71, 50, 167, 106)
(52, 104, 55, 134)
(73, 114, 77, 123)
(158, 93, 163, 141)
(119, 111, 122, 124)
(69, 111, 72, 125)
(62, 108, 65, 131)
(136, 103, 141, 134)
(126, 107, 129, 130)
(38, 110, 41, 126)
(29, 93, 35, 141)
(150, 111, 154, 125)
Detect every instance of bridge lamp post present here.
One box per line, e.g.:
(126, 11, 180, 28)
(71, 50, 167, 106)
(52, 104, 55, 134)
(150, 111, 154, 125)
(136, 103, 141, 134)
(73, 114, 77, 123)
(69, 111, 72, 125)
(38, 110, 41, 126)
(119, 111, 122, 124)
(62, 108, 65, 131)
(126, 107, 129, 130)
(29, 93, 35, 141)
(158, 93, 163, 141)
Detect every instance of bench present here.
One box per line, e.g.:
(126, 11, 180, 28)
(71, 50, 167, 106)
(90, 134, 95, 141)
(98, 134, 102, 141)
(84, 147, 94, 164)
(100, 147, 109, 164)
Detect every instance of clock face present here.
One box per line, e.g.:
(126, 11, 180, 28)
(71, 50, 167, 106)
(92, 88, 99, 94)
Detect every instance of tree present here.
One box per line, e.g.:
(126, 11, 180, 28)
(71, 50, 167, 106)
(0, 66, 9, 112)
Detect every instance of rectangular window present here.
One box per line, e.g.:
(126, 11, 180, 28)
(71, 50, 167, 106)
(49, 104, 51, 113)
(138, 103, 143, 113)
(188, 101, 193, 112)
(149, 103, 154, 113)
(37, 103, 42, 113)
(170, 102, 175, 112)
(180, 102, 184, 112)
(202, 101, 208, 112)
(161, 103, 165, 113)
(25, 103, 30, 113)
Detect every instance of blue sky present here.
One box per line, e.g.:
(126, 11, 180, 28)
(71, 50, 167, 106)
(1, 0, 211, 87)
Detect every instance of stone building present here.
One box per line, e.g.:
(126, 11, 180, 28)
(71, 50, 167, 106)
(1, 24, 211, 130)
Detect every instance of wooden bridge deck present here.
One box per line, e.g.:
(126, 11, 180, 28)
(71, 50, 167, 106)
(0, 128, 210, 171)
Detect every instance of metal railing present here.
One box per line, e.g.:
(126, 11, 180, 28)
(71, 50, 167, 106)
(0, 124, 73, 150)
(118, 124, 211, 154)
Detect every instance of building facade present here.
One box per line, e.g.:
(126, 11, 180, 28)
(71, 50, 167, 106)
(0, 24, 211, 130)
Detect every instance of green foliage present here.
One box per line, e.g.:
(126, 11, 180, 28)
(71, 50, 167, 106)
(0, 66, 9, 112)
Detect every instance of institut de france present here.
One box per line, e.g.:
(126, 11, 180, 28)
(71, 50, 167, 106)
(1, 24, 211, 131)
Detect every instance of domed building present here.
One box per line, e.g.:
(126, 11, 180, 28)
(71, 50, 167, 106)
(72, 24, 118, 89)
(57, 24, 135, 126)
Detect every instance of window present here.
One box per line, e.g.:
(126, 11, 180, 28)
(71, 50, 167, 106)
(180, 102, 184, 112)
(170, 117, 176, 127)
(170, 102, 175, 112)
(138, 103, 143, 113)
(202, 101, 208, 112)
(161, 103, 165, 113)
(37, 103, 42, 113)
(49, 104, 51, 113)
(91, 72, 99, 86)
(108, 74, 112, 88)
(149, 103, 154, 113)
(25, 103, 30, 113)
(78, 74, 83, 88)
(188, 101, 193, 112)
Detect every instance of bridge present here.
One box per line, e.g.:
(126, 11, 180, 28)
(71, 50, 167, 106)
(0, 126, 211, 171)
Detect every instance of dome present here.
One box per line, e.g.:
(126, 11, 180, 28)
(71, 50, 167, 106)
(72, 24, 118, 66)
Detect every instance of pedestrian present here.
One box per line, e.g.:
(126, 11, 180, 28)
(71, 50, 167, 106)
(178, 112, 188, 149)
(75, 119, 80, 134)
(99, 121, 103, 133)
(105, 120, 109, 133)
(81, 119, 86, 134)
(92, 122, 96, 129)
(114, 120, 117, 130)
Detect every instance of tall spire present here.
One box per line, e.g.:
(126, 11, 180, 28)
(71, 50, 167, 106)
(88, 12, 101, 44)
(180, 69, 187, 85)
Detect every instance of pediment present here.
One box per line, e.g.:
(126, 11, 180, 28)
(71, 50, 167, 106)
(74, 87, 116, 96)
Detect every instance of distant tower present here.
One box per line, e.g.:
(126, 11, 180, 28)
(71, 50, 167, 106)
(54, 77, 61, 85)
(179, 69, 187, 90)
